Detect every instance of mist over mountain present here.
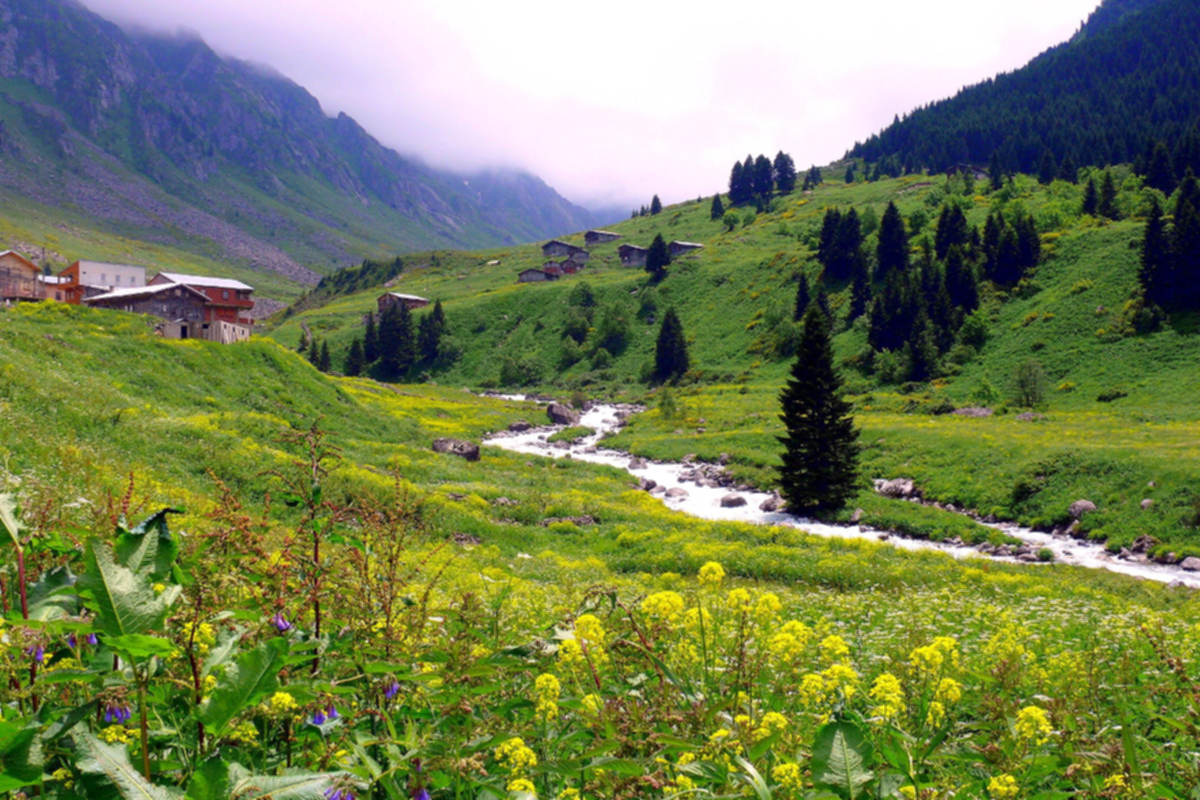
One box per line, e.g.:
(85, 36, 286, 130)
(0, 0, 609, 283)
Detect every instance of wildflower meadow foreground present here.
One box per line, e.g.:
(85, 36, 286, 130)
(2, 446, 1199, 800)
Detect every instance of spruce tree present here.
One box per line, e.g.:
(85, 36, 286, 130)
(988, 151, 1005, 191)
(777, 305, 860, 514)
(1175, 199, 1200, 309)
(650, 195, 663, 215)
(318, 341, 332, 373)
(1140, 197, 1171, 307)
(848, 262, 871, 321)
(753, 155, 774, 200)
(363, 313, 379, 363)
(1037, 149, 1057, 185)
(417, 302, 445, 364)
(307, 337, 321, 366)
(394, 303, 416, 374)
(1178, 169, 1199, 213)
(817, 208, 843, 270)
(654, 308, 689, 383)
(944, 245, 978, 314)
(1081, 177, 1099, 216)
(1098, 171, 1120, 219)
(645, 234, 671, 282)
(297, 330, 310, 353)
(710, 194, 725, 220)
(1057, 155, 1077, 183)
(773, 151, 797, 194)
(982, 212, 1003, 279)
(828, 209, 863, 283)
(875, 201, 909, 283)
(845, 163, 856, 184)
(344, 337, 365, 377)
(378, 304, 415, 377)
(793, 274, 811, 321)
(1146, 141, 1177, 194)
(934, 204, 968, 260)
(994, 226, 1023, 286)
(729, 161, 745, 205)
(1015, 213, 1041, 271)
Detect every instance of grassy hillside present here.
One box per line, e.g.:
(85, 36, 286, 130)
(4, 303, 1200, 796)
(271, 169, 1200, 552)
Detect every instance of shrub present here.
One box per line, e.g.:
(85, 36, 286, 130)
(591, 347, 612, 369)
(500, 356, 543, 387)
(1096, 388, 1128, 402)
(1011, 360, 1046, 407)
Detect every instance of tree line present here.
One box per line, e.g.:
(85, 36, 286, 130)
(299, 300, 449, 379)
(1139, 170, 1200, 311)
(727, 152, 822, 207)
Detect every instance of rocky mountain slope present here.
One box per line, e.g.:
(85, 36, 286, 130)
(0, 0, 605, 285)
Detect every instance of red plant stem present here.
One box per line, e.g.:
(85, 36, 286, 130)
(140, 682, 151, 780)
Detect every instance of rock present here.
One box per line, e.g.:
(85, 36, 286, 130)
(1016, 412, 1047, 422)
(664, 488, 689, 499)
(697, 418, 707, 425)
(541, 515, 597, 527)
(995, 545, 1013, 557)
(681, 453, 697, 464)
(639, 478, 657, 491)
(1182, 557, 1200, 572)
(1067, 521, 1085, 539)
(1131, 535, 1156, 553)
(628, 456, 648, 470)
(700, 479, 722, 489)
(1068, 499, 1097, 519)
(1118, 548, 1133, 560)
(1141, 498, 1154, 510)
(1155, 551, 1179, 564)
(878, 533, 891, 541)
(547, 403, 580, 425)
(877, 478, 918, 499)
(850, 508, 864, 523)
(491, 497, 518, 507)
(1147, 480, 1156, 488)
(983, 513, 998, 523)
(951, 407, 993, 418)
(650, 486, 665, 495)
(508, 420, 533, 432)
(1018, 553, 1041, 562)
(432, 439, 480, 462)
(759, 492, 784, 512)
(1014, 544, 1033, 556)
(452, 532, 482, 545)
(582, 400, 597, 411)
(720, 494, 747, 508)
(718, 453, 730, 465)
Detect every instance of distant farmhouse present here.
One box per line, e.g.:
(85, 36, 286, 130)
(946, 163, 989, 181)
(541, 240, 589, 263)
(59, 261, 146, 304)
(584, 230, 621, 245)
(85, 272, 255, 344)
(518, 267, 556, 283)
(669, 241, 704, 257)
(618, 244, 648, 267)
(0, 250, 42, 302)
(377, 292, 430, 313)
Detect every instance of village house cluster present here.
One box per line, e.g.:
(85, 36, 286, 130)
(517, 231, 704, 283)
(0, 250, 255, 344)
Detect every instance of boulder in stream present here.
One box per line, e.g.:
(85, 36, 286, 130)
(720, 495, 747, 508)
(509, 420, 533, 432)
(664, 488, 689, 499)
(1182, 557, 1200, 572)
(759, 492, 784, 512)
(432, 438, 480, 462)
(547, 403, 580, 425)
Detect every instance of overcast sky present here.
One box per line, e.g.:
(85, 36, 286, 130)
(84, 0, 1100, 210)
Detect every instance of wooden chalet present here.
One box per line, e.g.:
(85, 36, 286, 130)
(149, 272, 255, 328)
(541, 239, 589, 263)
(584, 230, 621, 245)
(84, 281, 252, 344)
(518, 268, 557, 283)
(377, 292, 430, 313)
(618, 244, 648, 267)
(0, 250, 43, 302)
(669, 240, 704, 257)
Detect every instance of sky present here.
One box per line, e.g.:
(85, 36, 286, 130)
(84, 0, 1101, 211)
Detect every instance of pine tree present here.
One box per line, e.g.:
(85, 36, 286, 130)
(994, 226, 1023, 286)
(344, 337, 365, 377)
(802, 165, 823, 190)
(845, 163, 856, 184)
(1098, 171, 1120, 219)
(318, 340, 332, 373)
(378, 303, 416, 376)
(753, 155, 774, 200)
(982, 212, 1003, 279)
(417, 300, 446, 363)
(650, 195, 663, 215)
(906, 313, 939, 382)
(710, 194, 725, 220)
(848, 261, 871, 321)
(773, 151, 797, 194)
(1081, 177, 1099, 216)
(364, 313, 379, 363)
(307, 337, 321, 366)
(297, 330, 310, 353)
(944, 245, 978, 314)
(826, 209, 863, 283)
(1178, 169, 1199, 213)
(1146, 141, 1177, 194)
(1057, 154, 1077, 183)
(1140, 197, 1171, 307)
(988, 151, 1005, 191)
(729, 161, 745, 205)
(934, 204, 968, 260)
(777, 305, 860, 514)
(1015, 213, 1041, 271)
(645, 234, 671, 282)
(1037, 149, 1058, 184)
(1175, 199, 1200, 309)
(654, 308, 689, 383)
(793, 274, 811, 321)
(875, 201, 909, 283)
(817, 208, 843, 270)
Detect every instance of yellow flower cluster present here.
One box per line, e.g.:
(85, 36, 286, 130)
(755, 593, 782, 624)
(820, 634, 850, 664)
(753, 711, 788, 741)
(768, 620, 812, 666)
(772, 762, 803, 792)
(580, 693, 603, 718)
(264, 691, 299, 716)
(697, 561, 725, 586)
(495, 737, 538, 773)
(909, 637, 959, 678)
(988, 774, 1019, 798)
(726, 587, 752, 611)
(869, 673, 905, 721)
(179, 621, 217, 656)
(557, 789, 580, 800)
(228, 721, 259, 744)
(1104, 774, 1128, 794)
(533, 673, 560, 723)
(935, 677, 962, 704)
(99, 725, 131, 744)
(1015, 706, 1052, 745)
(507, 777, 536, 795)
(641, 591, 684, 620)
(574, 614, 605, 648)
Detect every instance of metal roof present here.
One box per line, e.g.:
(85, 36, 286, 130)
(155, 272, 254, 291)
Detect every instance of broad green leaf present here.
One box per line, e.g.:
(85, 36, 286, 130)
(811, 721, 874, 800)
(199, 638, 288, 739)
(228, 764, 346, 800)
(43, 699, 100, 742)
(0, 720, 42, 792)
(107, 634, 177, 660)
(201, 628, 244, 679)
(733, 756, 773, 800)
(78, 540, 180, 641)
(116, 509, 182, 582)
(75, 730, 180, 800)
(0, 494, 21, 551)
(186, 758, 231, 800)
(25, 565, 78, 621)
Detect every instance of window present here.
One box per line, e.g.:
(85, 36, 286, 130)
(100, 274, 107, 283)
(114, 275, 121, 284)
(222, 290, 229, 300)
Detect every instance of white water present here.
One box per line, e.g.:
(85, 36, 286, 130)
(482, 400, 1200, 589)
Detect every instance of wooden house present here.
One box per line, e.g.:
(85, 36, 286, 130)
(584, 230, 621, 245)
(542, 239, 589, 263)
(618, 244, 648, 267)
(0, 250, 43, 302)
(518, 268, 556, 283)
(57, 261, 147, 304)
(669, 241, 704, 257)
(84, 282, 252, 343)
(149, 273, 255, 328)
(376, 292, 430, 313)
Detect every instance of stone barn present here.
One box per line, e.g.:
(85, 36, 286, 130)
(542, 239, 589, 263)
(618, 244, 648, 267)
(584, 230, 621, 245)
(669, 241, 705, 257)
(376, 292, 430, 313)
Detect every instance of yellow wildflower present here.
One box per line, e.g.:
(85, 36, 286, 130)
(51, 767, 74, 789)
(1104, 774, 1128, 794)
(99, 725, 131, 744)
(772, 762, 804, 791)
(869, 673, 905, 721)
(266, 691, 299, 715)
(820, 634, 850, 664)
(557, 790, 580, 800)
(533, 673, 560, 723)
(935, 678, 962, 704)
(768, 620, 812, 665)
(755, 711, 788, 741)
(152, 583, 166, 594)
(574, 615, 606, 648)
(1015, 706, 1052, 745)
(900, 787, 916, 800)
(755, 593, 782, 623)
(798, 673, 828, 707)
(227, 721, 258, 744)
(179, 621, 216, 656)
(580, 693, 603, 717)
(987, 774, 1020, 799)
(697, 561, 726, 586)
(506, 777, 537, 795)
(495, 737, 538, 773)
(726, 587, 752, 611)
(926, 701, 946, 727)
(821, 663, 859, 699)
(641, 591, 684, 620)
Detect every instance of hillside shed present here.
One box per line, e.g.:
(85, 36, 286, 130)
(669, 241, 704, 256)
(618, 244, 648, 267)
(518, 268, 556, 283)
(0, 250, 42, 301)
(377, 292, 430, 313)
(584, 230, 621, 245)
(542, 239, 589, 262)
